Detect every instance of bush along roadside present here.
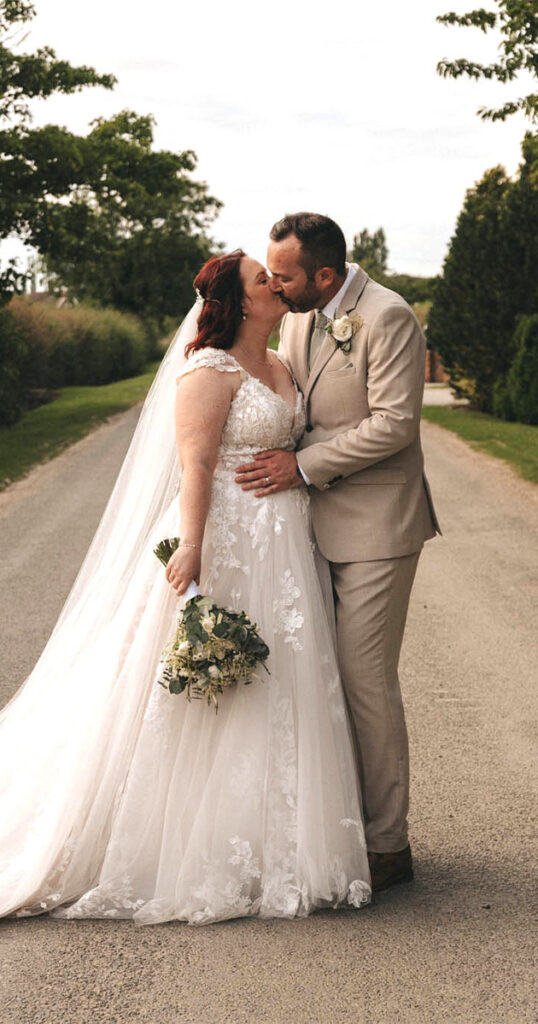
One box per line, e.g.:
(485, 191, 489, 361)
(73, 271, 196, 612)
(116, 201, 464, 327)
(0, 297, 149, 426)
(493, 314, 538, 426)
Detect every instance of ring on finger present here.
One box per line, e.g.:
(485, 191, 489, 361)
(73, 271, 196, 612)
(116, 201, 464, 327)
(265, 476, 271, 486)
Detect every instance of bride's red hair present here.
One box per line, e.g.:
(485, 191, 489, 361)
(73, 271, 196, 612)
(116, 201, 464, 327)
(185, 250, 246, 356)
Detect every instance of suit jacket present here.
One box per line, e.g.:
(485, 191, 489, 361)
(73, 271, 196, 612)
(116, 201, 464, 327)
(278, 263, 441, 562)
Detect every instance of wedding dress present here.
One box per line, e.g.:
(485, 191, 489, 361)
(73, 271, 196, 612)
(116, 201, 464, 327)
(0, 343, 371, 926)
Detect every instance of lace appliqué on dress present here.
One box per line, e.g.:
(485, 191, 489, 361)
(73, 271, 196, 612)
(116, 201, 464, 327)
(176, 348, 244, 382)
(272, 570, 304, 652)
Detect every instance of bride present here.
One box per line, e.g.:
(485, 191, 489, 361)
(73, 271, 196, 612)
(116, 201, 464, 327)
(0, 250, 371, 926)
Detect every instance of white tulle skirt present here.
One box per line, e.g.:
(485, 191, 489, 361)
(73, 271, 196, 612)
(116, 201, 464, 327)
(1, 474, 370, 925)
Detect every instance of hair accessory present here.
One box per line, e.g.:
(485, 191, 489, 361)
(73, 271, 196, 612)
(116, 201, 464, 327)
(195, 288, 222, 309)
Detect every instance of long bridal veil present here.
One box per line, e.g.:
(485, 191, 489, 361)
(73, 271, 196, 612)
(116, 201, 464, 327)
(0, 300, 201, 917)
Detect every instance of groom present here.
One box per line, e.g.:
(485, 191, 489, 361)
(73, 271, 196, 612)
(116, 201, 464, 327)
(235, 212, 441, 891)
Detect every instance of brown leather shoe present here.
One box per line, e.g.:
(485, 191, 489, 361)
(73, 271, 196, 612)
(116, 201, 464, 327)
(367, 844, 414, 892)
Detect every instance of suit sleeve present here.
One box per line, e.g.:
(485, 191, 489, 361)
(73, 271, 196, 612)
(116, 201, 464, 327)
(296, 303, 425, 489)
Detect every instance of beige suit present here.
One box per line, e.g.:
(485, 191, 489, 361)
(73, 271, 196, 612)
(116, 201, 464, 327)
(279, 264, 441, 852)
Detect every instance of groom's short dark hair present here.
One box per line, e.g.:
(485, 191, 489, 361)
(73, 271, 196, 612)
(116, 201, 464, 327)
(270, 213, 347, 279)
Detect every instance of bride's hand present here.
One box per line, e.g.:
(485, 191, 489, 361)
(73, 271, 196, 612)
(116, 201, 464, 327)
(165, 546, 201, 596)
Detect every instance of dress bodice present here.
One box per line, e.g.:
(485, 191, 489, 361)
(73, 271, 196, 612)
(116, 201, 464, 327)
(177, 348, 306, 469)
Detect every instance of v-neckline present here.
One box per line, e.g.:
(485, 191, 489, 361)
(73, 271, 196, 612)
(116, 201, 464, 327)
(227, 352, 298, 416)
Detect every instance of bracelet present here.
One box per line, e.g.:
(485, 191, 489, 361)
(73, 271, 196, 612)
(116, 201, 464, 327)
(178, 542, 201, 550)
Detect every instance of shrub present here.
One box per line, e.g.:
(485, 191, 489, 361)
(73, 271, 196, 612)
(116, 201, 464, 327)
(8, 297, 148, 392)
(503, 315, 538, 425)
(428, 133, 538, 412)
(0, 307, 33, 426)
(492, 378, 514, 421)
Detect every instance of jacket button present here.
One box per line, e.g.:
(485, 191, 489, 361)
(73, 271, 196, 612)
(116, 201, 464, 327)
(305, 424, 314, 432)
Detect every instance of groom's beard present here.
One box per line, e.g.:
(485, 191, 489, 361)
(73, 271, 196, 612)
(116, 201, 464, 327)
(280, 283, 321, 314)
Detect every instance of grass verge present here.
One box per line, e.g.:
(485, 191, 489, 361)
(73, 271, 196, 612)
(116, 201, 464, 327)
(422, 405, 538, 485)
(0, 362, 160, 491)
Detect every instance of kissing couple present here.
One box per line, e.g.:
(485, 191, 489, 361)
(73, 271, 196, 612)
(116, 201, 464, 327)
(0, 212, 440, 925)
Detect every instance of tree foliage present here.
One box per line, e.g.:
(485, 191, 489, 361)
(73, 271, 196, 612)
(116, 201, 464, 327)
(0, 2, 221, 324)
(350, 227, 388, 276)
(0, 0, 116, 299)
(10, 111, 222, 326)
(0, 1, 115, 124)
(436, 1, 538, 122)
(349, 227, 438, 305)
(493, 310, 538, 423)
(427, 132, 538, 411)
(502, 314, 538, 423)
(377, 273, 439, 306)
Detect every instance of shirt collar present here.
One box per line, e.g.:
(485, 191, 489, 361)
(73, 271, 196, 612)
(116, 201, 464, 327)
(321, 263, 356, 320)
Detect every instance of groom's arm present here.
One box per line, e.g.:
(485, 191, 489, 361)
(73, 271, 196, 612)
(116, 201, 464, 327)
(297, 303, 425, 489)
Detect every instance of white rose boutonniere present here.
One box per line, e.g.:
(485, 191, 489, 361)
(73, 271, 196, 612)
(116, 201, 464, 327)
(326, 313, 364, 354)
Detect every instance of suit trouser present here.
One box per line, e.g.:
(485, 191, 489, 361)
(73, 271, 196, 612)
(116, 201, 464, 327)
(329, 548, 422, 853)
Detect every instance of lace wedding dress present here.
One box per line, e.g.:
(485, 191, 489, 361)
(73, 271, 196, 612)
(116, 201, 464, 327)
(3, 348, 371, 926)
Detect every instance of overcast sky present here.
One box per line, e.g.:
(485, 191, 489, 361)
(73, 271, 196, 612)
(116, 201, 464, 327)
(4, 0, 533, 276)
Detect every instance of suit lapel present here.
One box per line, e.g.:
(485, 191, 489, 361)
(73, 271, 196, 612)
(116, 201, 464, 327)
(304, 264, 370, 406)
(297, 311, 314, 392)
(304, 333, 339, 406)
(336, 263, 369, 316)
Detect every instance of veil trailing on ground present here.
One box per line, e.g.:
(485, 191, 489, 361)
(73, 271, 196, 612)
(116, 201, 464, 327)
(0, 299, 202, 917)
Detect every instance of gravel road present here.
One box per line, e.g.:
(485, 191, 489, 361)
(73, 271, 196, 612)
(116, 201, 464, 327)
(0, 409, 536, 1024)
(422, 384, 469, 406)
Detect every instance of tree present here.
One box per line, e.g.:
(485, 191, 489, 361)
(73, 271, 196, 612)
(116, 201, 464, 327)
(436, 1, 538, 122)
(427, 133, 538, 410)
(0, 1, 115, 124)
(0, 0, 116, 298)
(350, 227, 388, 276)
(501, 130, 538, 315)
(377, 273, 439, 306)
(0, 4, 222, 326)
(349, 227, 438, 305)
(9, 111, 222, 327)
(504, 315, 538, 423)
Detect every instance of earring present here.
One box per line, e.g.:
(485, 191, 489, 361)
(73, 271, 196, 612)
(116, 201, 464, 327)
(242, 312, 247, 320)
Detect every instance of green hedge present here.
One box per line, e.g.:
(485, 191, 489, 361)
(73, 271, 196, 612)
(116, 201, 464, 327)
(0, 298, 149, 426)
(0, 306, 32, 426)
(493, 314, 538, 426)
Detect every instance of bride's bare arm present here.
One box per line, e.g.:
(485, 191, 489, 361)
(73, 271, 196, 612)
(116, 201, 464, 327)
(165, 366, 237, 595)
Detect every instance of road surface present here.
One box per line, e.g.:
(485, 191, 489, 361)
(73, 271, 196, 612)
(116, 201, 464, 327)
(0, 408, 536, 1024)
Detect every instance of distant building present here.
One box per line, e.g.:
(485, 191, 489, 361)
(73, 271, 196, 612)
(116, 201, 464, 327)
(425, 349, 449, 384)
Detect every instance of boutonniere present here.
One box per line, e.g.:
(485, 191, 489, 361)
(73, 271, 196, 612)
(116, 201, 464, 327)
(325, 313, 364, 354)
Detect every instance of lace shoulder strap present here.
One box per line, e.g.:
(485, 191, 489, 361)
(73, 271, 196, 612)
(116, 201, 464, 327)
(176, 346, 245, 383)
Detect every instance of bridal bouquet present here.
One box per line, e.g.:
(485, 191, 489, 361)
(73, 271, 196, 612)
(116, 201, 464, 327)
(154, 538, 270, 711)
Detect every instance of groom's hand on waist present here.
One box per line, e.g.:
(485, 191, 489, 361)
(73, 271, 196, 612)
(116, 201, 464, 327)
(235, 450, 303, 498)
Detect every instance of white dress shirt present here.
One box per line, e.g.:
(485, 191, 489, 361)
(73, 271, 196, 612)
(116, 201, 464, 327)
(320, 263, 356, 319)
